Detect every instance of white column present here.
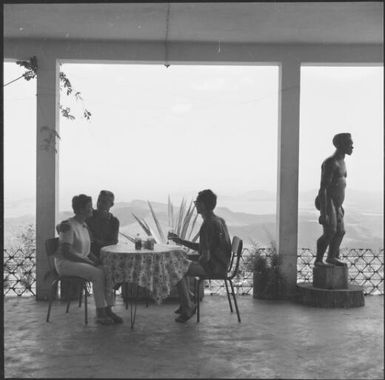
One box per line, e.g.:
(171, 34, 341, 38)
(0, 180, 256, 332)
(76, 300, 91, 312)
(36, 55, 60, 300)
(276, 60, 301, 297)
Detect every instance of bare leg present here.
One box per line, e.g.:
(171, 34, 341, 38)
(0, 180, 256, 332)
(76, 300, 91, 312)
(316, 199, 337, 266)
(176, 277, 195, 313)
(175, 262, 206, 322)
(326, 232, 346, 266)
(316, 226, 335, 266)
(326, 208, 346, 266)
(316, 232, 332, 265)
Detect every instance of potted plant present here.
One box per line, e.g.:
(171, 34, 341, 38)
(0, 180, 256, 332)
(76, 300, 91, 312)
(245, 242, 285, 300)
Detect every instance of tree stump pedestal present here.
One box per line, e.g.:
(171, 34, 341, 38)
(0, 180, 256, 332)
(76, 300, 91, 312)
(297, 265, 364, 308)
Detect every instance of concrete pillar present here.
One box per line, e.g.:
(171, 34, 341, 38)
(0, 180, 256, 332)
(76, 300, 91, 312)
(36, 55, 60, 300)
(276, 60, 301, 297)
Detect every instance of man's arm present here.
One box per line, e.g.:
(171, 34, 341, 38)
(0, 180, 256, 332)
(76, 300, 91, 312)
(198, 248, 210, 265)
(180, 239, 199, 251)
(111, 218, 120, 245)
(88, 251, 101, 265)
(168, 233, 199, 251)
(198, 223, 211, 265)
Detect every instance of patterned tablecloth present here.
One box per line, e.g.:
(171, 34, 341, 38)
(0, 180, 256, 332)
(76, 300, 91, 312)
(100, 243, 191, 304)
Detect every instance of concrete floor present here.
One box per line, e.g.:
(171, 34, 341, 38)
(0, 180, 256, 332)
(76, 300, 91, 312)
(4, 295, 384, 379)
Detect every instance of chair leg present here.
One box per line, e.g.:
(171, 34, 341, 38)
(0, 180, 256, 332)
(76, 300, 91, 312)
(130, 283, 138, 329)
(124, 283, 129, 310)
(65, 298, 72, 313)
(46, 280, 58, 322)
(196, 278, 200, 323)
(78, 283, 83, 308)
(228, 280, 241, 323)
(224, 279, 233, 313)
(84, 283, 88, 325)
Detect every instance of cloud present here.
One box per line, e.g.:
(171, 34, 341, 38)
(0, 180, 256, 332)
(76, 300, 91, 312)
(170, 103, 192, 114)
(191, 78, 226, 91)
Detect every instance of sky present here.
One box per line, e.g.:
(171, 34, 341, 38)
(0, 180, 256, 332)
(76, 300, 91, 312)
(3, 62, 383, 213)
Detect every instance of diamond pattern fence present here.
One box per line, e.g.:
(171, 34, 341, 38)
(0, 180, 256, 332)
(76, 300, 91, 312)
(205, 247, 384, 296)
(3, 247, 384, 297)
(3, 247, 37, 297)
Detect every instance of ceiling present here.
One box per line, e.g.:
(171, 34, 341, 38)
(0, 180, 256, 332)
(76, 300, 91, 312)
(4, 2, 383, 44)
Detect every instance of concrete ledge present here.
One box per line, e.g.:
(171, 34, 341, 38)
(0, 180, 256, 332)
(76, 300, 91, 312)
(297, 283, 365, 308)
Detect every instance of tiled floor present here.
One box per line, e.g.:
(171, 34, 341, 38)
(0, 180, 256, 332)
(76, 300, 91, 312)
(4, 295, 384, 379)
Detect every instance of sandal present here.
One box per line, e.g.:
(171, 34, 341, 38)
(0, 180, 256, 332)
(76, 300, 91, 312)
(106, 309, 123, 324)
(175, 305, 197, 323)
(95, 316, 115, 325)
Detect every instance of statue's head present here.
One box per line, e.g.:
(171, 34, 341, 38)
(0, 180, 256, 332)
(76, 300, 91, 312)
(332, 133, 353, 155)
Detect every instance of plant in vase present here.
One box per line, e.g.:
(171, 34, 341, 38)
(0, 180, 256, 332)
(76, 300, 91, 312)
(245, 241, 285, 300)
(131, 196, 201, 248)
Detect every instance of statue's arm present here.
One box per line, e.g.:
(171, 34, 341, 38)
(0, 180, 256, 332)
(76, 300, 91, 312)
(318, 159, 335, 223)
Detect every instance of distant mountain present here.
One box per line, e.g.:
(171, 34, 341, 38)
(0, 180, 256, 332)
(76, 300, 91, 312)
(299, 188, 383, 213)
(4, 190, 383, 250)
(222, 190, 275, 202)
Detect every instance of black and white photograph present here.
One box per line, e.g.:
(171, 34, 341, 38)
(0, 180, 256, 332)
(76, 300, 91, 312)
(3, 1, 383, 378)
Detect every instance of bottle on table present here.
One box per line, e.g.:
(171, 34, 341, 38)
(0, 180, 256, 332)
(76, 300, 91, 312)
(135, 234, 142, 250)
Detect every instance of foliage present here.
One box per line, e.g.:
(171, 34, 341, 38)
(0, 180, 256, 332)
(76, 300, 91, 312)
(11, 56, 92, 122)
(39, 126, 61, 153)
(58, 71, 92, 121)
(132, 197, 200, 246)
(245, 240, 285, 299)
(15, 55, 38, 80)
(4, 56, 92, 153)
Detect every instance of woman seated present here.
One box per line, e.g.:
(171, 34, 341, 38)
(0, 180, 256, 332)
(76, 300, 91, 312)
(55, 194, 123, 325)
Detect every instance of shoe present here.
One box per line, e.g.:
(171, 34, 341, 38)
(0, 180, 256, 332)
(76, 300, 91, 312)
(106, 309, 124, 324)
(95, 316, 115, 325)
(175, 305, 197, 323)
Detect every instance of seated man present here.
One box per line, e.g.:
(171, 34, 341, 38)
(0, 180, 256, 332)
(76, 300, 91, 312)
(168, 189, 232, 323)
(86, 190, 120, 258)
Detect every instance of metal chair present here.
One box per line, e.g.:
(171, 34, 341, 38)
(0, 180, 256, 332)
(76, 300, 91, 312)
(45, 237, 89, 324)
(194, 236, 243, 323)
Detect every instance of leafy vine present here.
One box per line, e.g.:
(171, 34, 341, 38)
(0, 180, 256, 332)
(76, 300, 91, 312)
(5, 56, 92, 121)
(4, 56, 92, 152)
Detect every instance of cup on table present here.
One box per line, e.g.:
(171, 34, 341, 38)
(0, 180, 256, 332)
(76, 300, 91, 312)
(168, 231, 181, 245)
(144, 237, 155, 250)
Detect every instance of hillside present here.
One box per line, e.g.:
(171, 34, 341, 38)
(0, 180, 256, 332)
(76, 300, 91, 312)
(4, 190, 383, 250)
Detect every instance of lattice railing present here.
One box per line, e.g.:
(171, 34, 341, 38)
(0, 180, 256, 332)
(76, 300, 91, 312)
(205, 247, 384, 296)
(3, 247, 36, 296)
(3, 247, 384, 297)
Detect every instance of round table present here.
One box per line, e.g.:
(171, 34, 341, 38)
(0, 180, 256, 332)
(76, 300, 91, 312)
(100, 242, 191, 306)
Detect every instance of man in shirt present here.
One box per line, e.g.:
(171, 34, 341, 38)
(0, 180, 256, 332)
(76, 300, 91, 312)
(86, 190, 120, 258)
(168, 189, 232, 323)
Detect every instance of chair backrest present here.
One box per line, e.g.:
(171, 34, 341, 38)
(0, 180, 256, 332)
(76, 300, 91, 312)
(45, 237, 59, 273)
(227, 236, 243, 279)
